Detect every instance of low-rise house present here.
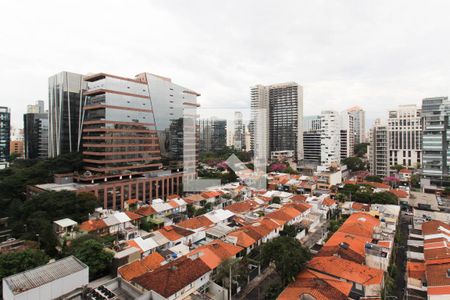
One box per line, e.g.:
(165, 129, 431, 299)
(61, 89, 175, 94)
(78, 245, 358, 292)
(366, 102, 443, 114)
(157, 225, 196, 248)
(53, 218, 78, 240)
(224, 200, 261, 215)
(79, 210, 141, 239)
(203, 209, 235, 225)
(2, 256, 88, 300)
(277, 268, 353, 300)
(183, 194, 206, 208)
(131, 256, 212, 300)
(307, 256, 384, 298)
(188, 239, 243, 270)
(118, 252, 165, 281)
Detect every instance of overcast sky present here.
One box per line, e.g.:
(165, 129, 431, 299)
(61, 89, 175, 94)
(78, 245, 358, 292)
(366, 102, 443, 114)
(1, 0, 450, 128)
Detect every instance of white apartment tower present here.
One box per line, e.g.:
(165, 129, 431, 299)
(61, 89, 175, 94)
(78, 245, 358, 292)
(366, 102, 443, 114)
(340, 111, 355, 160)
(319, 110, 340, 166)
(368, 119, 389, 177)
(250, 82, 303, 162)
(233, 111, 245, 151)
(387, 105, 422, 168)
(348, 106, 365, 144)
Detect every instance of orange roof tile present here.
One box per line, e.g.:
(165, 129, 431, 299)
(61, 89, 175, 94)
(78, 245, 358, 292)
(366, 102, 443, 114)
(407, 261, 426, 281)
(167, 194, 180, 200)
(125, 211, 143, 221)
(79, 219, 107, 232)
(127, 199, 139, 204)
(188, 240, 243, 269)
(224, 200, 259, 214)
(176, 216, 213, 230)
(364, 181, 390, 189)
(227, 230, 257, 248)
(201, 191, 221, 198)
(118, 252, 165, 281)
(183, 194, 205, 204)
(308, 256, 384, 285)
(351, 202, 370, 211)
(290, 194, 307, 202)
(278, 269, 353, 300)
(426, 262, 450, 289)
(135, 205, 156, 217)
(323, 198, 336, 207)
(158, 225, 195, 241)
(389, 189, 408, 198)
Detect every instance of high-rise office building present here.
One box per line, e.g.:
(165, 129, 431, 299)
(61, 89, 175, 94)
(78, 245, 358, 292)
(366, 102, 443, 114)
(250, 82, 303, 161)
(303, 115, 321, 132)
(340, 111, 355, 160)
(348, 106, 365, 144)
(421, 97, 450, 190)
(233, 111, 245, 151)
(319, 110, 340, 166)
(387, 105, 422, 168)
(199, 118, 226, 153)
(27, 100, 45, 114)
(48, 71, 86, 157)
(24, 113, 49, 159)
(303, 131, 321, 163)
(80, 73, 164, 182)
(368, 119, 389, 177)
(0, 107, 11, 162)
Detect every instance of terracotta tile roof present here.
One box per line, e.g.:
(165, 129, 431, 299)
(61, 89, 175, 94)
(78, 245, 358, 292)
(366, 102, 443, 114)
(278, 269, 352, 300)
(125, 211, 142, 221)
(308, 256, 384, 285)
(127, 240, 144, 253)
(118, 252, 165, 281)
(351, 202, 370, 211)
(132, 256, 211, 298)
(323, 198, 336, 207)
(201, 191, 221, 198)
(286, 203, 312, 213)
(426, 262, 450, 289)
(227, 230, 257, 248)
(422, 220, 450, 236)
(135, 205, 156, 217)
(364, 181, 390, 189)
(176, 216, 213, 230)
(318, 231, 370, 264)
(389, 189, 408, 198)
(428, 286, 450, 296)
(224, 200, 259, 214)
(127, 199, 139, 204)
(339, 212, 380, 238)
(399, 169, 412, 174)
(79, 219, 107, 232)
(158, 225, 195, 241)
(407, 261, 426, 281)
(167, 194, 180, 200)
(183, 194, 206, 204)
(188, 240, 243, 269)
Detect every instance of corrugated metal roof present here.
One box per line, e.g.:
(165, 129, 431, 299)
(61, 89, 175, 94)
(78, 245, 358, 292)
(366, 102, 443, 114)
(4, 256, 87, 295)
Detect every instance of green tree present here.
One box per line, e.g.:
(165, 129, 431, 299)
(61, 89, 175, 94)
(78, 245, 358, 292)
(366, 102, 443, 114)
(71, 239, 113, 280)
(365, 175, 383, 183)
(354, 143, 369, 157)
(0, 249, 48, 279)
(342, 156, 366, 172)
(261, 236, 311, 285)
(410, 174, 420, 189)
(280, 224, 303, 237)
(391, 164, 405, 173)
(272, 196, 281, 204)
(264, 280, 284, 300)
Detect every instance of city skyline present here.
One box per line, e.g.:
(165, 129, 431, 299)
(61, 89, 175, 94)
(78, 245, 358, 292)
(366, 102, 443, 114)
(2, 1, 450, 128)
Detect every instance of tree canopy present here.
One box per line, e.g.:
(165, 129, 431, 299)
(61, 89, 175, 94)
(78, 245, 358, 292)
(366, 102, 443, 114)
(0, 249, 48, 280)
(342, 156, 366, 172)
(261, 236, 311, 285)
(354, 143, 369, 157)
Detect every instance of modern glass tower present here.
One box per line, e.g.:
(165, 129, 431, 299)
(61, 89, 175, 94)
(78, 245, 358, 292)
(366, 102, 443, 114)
(24, 113, 48, 159)
(48, 71, 86, 157)
(421, 96, 450, 190)
(0, 106, 11, 162)
(199, 118, 226, 154)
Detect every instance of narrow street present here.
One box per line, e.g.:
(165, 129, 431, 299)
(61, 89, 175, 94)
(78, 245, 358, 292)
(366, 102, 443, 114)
(393, 211, 411, 299)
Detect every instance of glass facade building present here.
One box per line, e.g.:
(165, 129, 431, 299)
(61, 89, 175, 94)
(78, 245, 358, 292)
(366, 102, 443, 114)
(198, 118, 227, 153)
(421, 97, 450, 190)
(0, 106, 11, 162)
(48, 71, 86, 157)
(24, 113, 48, 159)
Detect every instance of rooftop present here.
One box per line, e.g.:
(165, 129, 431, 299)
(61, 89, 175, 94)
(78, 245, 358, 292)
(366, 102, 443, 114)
(3, 256, 87, 295)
